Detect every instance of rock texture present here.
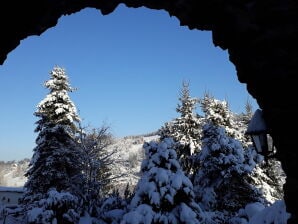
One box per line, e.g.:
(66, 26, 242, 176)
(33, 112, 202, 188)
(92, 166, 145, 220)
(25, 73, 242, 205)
(1, 0, 297, 222)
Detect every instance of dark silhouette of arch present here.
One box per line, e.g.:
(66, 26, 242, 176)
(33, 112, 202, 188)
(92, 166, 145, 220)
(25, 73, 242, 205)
(1, 1, 297, 223)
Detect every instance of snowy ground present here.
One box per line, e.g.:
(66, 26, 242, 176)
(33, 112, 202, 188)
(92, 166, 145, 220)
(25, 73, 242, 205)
(0, 199, 290, 224)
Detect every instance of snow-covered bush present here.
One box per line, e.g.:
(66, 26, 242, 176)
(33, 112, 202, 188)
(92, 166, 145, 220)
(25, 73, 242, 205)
(122, 138, 205, 224)
(26, 189, 80, 224)
(97, 191, 129, 224)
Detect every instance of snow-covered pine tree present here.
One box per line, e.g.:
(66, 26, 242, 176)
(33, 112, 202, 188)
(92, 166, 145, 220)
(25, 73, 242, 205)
(232, 98, 255, 149)
(225, 99, 285, 204)
(193, 122, 266, 223)
(122, 138, 205, 224)
(199, 92, 245, 144)
(97, 189, 129, 224)
(198, 94, 285, 216)
(21, 65, 83, 223)
(249, 157, 285, 204)
(159, 81, 202, 174)
(238, 98, 254, 125)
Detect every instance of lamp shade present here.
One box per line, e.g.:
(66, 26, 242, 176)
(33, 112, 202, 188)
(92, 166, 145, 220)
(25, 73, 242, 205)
(246, 109, 267, 135)
(246, 109, 271, 155)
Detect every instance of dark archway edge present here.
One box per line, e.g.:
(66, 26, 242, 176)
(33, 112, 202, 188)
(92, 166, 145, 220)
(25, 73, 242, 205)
(1, 1, 298, 223)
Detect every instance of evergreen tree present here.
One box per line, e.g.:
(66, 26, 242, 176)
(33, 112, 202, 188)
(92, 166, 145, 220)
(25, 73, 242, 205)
(193, 123, 266, 223)
(241, 98, 254, 125)
(199, 94, 285, 212)
(97, 189, 129, 224)
(233, 98, 255, 148)
(199, 92, 244, 143)
(122, 138, 205, 224)
(21, 65, 83, 223)
(159, 81, 203, 174)
(34, 65, 80, 134)
(249, 157, 285, 204)
(233, 102, 285, 204)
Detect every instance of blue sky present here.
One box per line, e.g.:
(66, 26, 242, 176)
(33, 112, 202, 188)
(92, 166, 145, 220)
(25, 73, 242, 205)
(0, 5, 258, 161)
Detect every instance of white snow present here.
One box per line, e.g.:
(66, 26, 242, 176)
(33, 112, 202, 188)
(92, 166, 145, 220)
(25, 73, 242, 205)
(247, 200, 290, 224)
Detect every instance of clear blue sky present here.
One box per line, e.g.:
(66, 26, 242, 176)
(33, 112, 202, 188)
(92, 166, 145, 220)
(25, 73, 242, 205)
(0, 5, 258, 161)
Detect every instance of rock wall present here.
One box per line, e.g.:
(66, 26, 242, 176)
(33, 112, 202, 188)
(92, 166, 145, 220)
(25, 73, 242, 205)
(1, 0, 297, 222)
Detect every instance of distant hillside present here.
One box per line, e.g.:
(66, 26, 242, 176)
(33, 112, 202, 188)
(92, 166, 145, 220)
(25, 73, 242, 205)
(107, 134, 160, 193)
(0, 134, 160, 192)
(0, 159, 29, 187)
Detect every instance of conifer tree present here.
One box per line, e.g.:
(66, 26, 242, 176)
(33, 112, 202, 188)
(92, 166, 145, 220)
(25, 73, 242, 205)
(199, 92, 245, 143)
(228, 99, 285, 204)
(241, 98, 254, 125)
(232, 98, 256, 148)
(193, 123, 266, 222)
(199, 94, 284, 210)
(159, 81, 202, 174)
(122, 138, 205, 224)
(22, 65, 83, 223)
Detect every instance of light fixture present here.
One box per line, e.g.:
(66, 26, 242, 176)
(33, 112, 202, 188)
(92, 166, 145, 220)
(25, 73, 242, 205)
(245, 109, 275, 157)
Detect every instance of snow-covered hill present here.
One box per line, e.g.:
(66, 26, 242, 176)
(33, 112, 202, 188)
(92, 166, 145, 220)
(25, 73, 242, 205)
(0, 159, 29, 187)
(107, 134, 160, 193)
(0, 134, 160, 191)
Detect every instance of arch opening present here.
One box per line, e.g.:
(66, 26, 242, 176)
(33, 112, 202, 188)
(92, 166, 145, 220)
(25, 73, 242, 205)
(1, 1, 297, 223)
(0, 6, 256, 161)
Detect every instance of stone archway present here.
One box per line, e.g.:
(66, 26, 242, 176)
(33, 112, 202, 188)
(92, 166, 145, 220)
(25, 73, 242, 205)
(1, 1, 297, 223)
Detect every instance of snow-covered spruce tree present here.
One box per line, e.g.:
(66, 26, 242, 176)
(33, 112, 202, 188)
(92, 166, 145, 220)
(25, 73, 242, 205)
(234, 101, 285, 204)
(159, 81, 203, 174)
(122, 138, 205, 224)
(199, 92, 246, 145)
(237, 99, 254, 126)
(21, 66, 83, 223)
(232, 98, 256, 149)
(249, 157, 285, 204)
(214, 97, 285, 204)
(198, 95, 284, 216)
(193, 122, 266, 223)
(97, 189, 129, 224)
